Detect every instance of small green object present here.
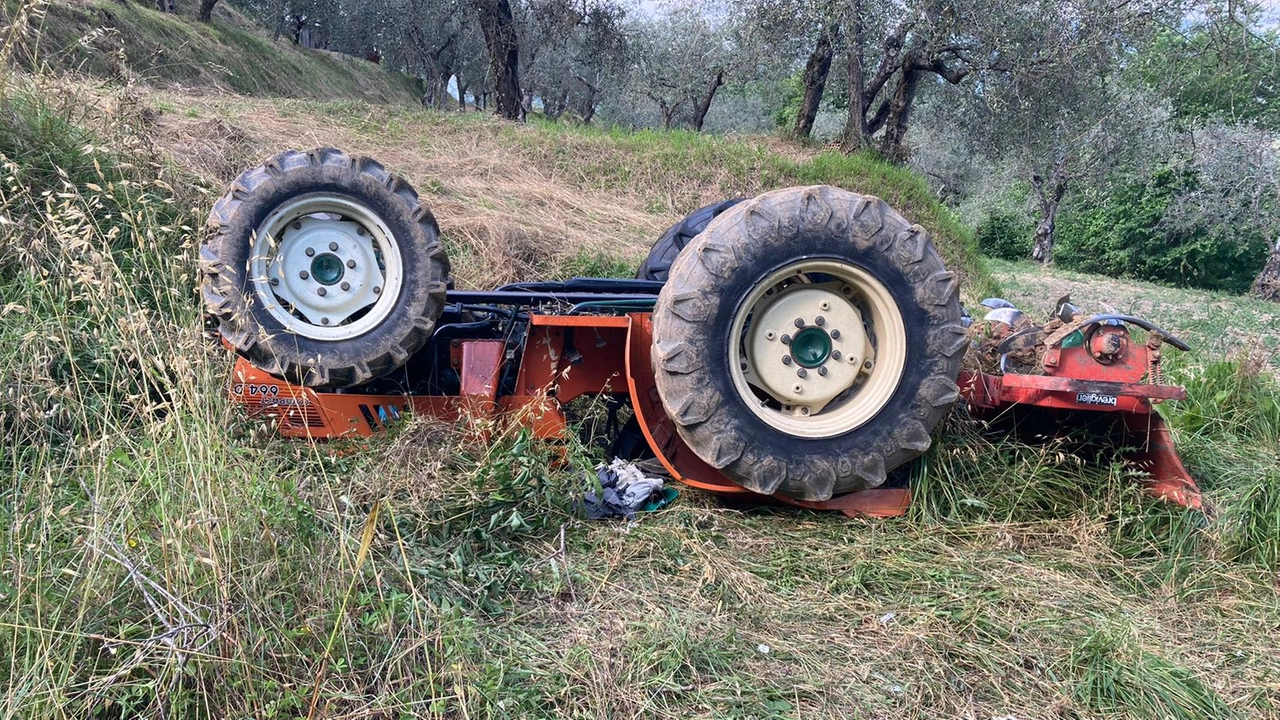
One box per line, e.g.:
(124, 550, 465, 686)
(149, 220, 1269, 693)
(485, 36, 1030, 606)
(791, 326, 832, 368)
(1061, 330, 1085, 348)
(640, 486, 679, 514)
(310, 253, 344, 286)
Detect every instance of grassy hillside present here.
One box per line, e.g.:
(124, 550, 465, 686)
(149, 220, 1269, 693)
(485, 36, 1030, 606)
(3, 59, 1280, 720)
(149, 90, 998, 298)
(3, 0, 421, 104)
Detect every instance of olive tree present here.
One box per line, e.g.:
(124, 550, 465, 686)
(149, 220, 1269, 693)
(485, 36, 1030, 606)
(519, 0, 629, 122)
(1162, 124, 1280, 300)
(198, 0, 220, 22)
(628, 2, 757, 132)
(472, 0, 523, 120)
(745, 0, 846, 139)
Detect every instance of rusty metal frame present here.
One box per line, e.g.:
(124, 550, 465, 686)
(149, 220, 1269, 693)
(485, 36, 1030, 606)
(229, 310, 1202, 517)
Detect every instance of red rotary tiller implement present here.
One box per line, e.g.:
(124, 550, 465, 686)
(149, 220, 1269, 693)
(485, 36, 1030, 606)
(204, 149, 1201, 517)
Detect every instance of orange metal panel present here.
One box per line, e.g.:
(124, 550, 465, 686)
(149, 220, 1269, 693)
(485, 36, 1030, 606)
(1044, 326, 1148, 384)
(1122, 412, 1203, 511)
(530, 314, 631, 328)
(787, 488, 913, 519)
(517, 323, 630, 403)
(460, 340, 505, 402)
(229, 358, 465, 439)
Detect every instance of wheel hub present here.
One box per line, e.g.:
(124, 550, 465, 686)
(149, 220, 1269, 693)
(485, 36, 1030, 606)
(790, 326, 832, 368)
(310, 253, 345, 286)
(743, 283, 871, 414)
(265, 215, 387, 329)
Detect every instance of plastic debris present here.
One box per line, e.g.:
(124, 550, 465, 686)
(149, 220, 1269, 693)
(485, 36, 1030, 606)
(583, 458, 678, 520)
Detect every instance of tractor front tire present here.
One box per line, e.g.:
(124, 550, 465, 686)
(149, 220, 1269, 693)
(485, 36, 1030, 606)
(637, 198, 742, 282)
(650, 186, 966, 501)
(201, 148, 449, 388)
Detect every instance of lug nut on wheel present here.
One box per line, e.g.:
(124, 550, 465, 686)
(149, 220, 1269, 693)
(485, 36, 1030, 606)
(830, 329, 841, 340)
(347, 259, 356, 269)
(329, 242, 339, 251)
(300, 270, 309, 280)
(831, 350, 842, 360)
(816, 316, 825, 326)
(781, 334, 791, 344)
(317, 288, 327, 296)
(818, 366, 828, 376)
(794, 318, 805, 328)
(305, 247, 315, 257)
(782, 355, 793, 365)
(340, 282, 350, 291)
(797, 368, 808, 378)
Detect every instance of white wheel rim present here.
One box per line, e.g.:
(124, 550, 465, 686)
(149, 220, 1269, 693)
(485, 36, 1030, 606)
(728, 259, 907, 438)
(249, 194, 405, 341)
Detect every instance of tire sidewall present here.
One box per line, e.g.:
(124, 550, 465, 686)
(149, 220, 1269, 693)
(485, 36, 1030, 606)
(706, 245, 931, 454)
(652, 186, 964, 499)
(207, 151, 448, 387)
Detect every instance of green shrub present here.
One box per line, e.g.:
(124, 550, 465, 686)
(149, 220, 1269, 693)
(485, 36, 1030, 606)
(1056, 168, 1270, 294)
(975, 210, 1034, 260)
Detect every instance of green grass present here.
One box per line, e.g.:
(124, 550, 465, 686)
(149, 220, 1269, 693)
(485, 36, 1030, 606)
(5, 0, 420, 104)
(4, 61, 1280, 719)
(511, 118, 997, 299)
(222, 98, 998, 299)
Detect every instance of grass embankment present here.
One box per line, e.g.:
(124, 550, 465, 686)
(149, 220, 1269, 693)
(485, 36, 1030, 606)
(3, 71, 1280, 720)
(149, 92, 998, 298)
(3, 0, 421, 104)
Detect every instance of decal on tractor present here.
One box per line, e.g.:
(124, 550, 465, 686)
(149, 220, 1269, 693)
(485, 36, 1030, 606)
(1076, 392, 1119, 406)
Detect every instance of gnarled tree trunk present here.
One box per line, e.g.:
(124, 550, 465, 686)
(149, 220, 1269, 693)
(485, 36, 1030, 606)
(573, 72, 598, 124)
(1255, 238, 1280, 302)
(649, 95, 684, 130)
(879, 64, 921, 163)
(690, 69, 725, 133)
(1030, 158, 1070, 265)
(793, 26, 836, 141)
(472, 0, 522, 122)
(197, 0, 219, 22)
(840, 5, 869, 152)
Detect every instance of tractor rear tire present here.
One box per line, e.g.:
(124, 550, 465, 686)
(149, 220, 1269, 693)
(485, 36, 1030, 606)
(201, 148, 449, 389)
(637, 198, 742, 282)
(650, 186, 966, 501)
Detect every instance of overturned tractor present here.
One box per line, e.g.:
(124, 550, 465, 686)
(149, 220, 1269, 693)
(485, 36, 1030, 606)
(202, 149, 1200, 517)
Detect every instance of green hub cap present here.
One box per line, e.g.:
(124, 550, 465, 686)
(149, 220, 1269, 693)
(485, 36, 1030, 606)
(311, 253, 345, 286)
(791, 326, 832, 368)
